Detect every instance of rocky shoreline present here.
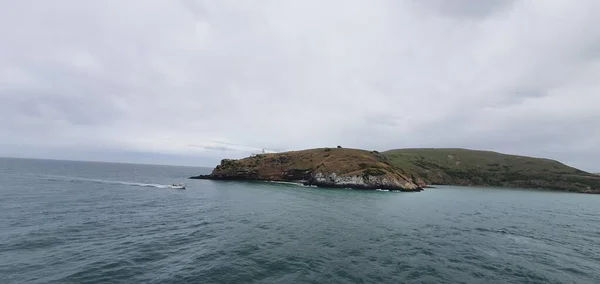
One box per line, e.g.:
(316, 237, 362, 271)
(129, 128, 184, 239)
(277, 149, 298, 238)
(190, 172, 423, 192)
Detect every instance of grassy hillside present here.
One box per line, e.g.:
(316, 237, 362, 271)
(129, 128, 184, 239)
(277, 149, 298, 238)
(198, 147, 426, 190)
(383, 148, 600, 193)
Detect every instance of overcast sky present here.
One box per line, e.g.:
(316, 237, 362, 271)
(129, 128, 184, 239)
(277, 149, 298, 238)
(1, 0, 599, 170)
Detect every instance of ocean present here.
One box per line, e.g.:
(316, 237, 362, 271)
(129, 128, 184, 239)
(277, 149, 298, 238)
(1, 157, 599, 284)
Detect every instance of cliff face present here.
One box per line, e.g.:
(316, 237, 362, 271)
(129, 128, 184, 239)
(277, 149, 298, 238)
(384, 148, 600, 194)
(191, 148, 425, 191)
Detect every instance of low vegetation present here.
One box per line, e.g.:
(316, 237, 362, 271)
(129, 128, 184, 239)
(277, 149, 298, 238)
(211, 147, 420, 184)
(383, 148, 600, 193)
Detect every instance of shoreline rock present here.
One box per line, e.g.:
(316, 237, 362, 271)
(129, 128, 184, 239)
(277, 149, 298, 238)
(190, 172, 423, 192)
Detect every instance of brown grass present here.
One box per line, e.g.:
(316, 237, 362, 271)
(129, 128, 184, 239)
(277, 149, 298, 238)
(213, 147, 412, 182)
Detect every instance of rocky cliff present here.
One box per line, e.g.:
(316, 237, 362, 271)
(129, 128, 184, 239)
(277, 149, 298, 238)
(191, 147, 425, 191)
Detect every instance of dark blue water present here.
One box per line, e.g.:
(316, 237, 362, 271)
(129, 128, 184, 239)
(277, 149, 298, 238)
(1, 157, 599, 283)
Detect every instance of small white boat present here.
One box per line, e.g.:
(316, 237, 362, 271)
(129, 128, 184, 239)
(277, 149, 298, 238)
(168, 183, 186, 189)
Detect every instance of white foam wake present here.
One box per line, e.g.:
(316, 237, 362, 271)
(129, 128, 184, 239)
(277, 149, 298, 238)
(38, 174, 169, 188)
(266, 181, 305, 186)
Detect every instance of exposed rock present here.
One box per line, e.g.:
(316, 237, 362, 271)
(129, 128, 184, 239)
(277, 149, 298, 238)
(304, 172, 420, 190)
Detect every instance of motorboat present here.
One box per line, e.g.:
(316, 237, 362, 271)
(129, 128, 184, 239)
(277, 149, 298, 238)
(168, 183, 186, 189)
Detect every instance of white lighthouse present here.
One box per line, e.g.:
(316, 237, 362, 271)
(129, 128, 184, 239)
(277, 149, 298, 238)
(251, 148, 267, 157)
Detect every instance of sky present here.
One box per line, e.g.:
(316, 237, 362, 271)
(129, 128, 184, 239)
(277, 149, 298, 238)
(1, 0, 599, 170)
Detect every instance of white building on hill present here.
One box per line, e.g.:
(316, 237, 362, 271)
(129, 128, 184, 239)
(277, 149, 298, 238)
(251, 148, 267, 157)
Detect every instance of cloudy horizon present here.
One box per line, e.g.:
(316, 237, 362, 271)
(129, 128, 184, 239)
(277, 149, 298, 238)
(1, 1, 599, 170)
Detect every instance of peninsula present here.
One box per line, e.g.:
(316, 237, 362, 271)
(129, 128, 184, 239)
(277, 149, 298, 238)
(190, 147, 425, 191)
(191, 147, 600, 193)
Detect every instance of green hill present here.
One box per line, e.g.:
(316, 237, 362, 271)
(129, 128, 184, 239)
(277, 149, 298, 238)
(383, 148, 600, 193)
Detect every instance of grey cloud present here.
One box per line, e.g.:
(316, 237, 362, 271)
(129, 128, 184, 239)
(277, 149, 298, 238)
(201, 146, 236, 152)
(490, 86, 548, 107)
(365, 114, 402, 127)
(417, 0, 516, 19)
(0, 0, 599, 171)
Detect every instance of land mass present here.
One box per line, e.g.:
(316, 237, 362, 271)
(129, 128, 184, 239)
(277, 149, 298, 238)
(190, 147, 425, 191)
(384, 148, 600, 194)
(191, 147, 600, 193)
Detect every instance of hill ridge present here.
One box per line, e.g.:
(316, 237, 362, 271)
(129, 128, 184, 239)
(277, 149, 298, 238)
(383, 148, 599, 193)
(386, 147, 569, 163)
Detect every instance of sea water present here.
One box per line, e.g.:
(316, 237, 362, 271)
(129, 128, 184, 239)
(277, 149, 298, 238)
(1, 157, 599, 283)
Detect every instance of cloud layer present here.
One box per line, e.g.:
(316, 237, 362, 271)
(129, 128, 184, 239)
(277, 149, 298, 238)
(1, 0, 599, 170)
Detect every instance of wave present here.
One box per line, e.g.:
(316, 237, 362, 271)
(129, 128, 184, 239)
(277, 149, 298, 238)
(266, 181, 305, 186)
(36, 174, 170, 189)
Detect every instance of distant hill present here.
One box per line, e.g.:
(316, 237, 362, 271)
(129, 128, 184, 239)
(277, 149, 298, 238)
(383, 148, 600, 193)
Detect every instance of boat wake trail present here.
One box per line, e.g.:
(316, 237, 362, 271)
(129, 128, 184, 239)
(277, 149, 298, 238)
(37, 174, 169, 189)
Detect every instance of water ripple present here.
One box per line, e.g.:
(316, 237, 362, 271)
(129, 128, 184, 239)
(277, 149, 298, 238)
(1, 159, 600, 283)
